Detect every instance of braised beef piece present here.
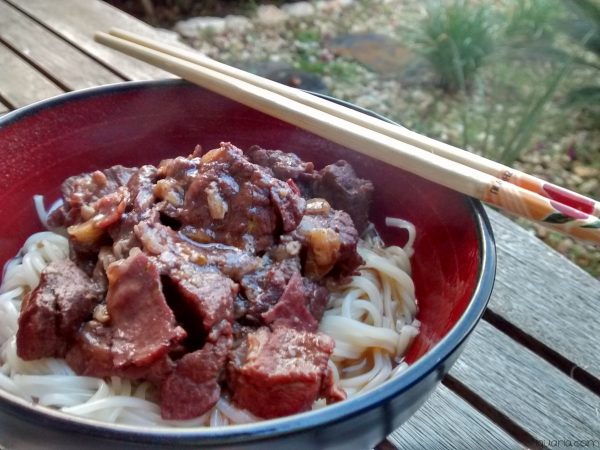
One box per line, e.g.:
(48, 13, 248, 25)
(159, 143, 305, 252)
(302, 278, 329, 322)
(17, 260, 101, 360)
(239, 256, 299, 323)
(65, 253, 186, 379)
(135, 221, 260, 282)
(261, 272, 318, 332)
(313, 160, 374, 234)
(227, 326, 341, 419)
(247, 146, 316, 196)
(248, 148, 373, 233)
(167, 268, 237, 332)
(110, 165, 158, 259)
(106, 252, 186, 368)
(65, 321, 175, 384)
(288, 208, 362, 279)
(160, 333, 232, 420)
(48, 166, 137, 229)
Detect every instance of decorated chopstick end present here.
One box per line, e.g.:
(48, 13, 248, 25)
(484, 180, 600, 245)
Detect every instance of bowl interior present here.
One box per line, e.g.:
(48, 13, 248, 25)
(0, 80, 482, 365)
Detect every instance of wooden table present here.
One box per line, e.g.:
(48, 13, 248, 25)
(0, 1, 598, 449)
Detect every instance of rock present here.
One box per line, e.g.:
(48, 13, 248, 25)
(154, 28, 183, 46)
(255, 5, 287, 26)
(328, 33, 414, 74)
(282, 2, 315, 18)
(573, 164, 599, 178)
(174, 17, 226, 39)
(225, 15, 252, 32)
(579, 178, 599, 194)
(240, 60, 329, 94)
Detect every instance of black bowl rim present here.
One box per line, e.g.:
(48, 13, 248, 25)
(0, 79, 496, 445)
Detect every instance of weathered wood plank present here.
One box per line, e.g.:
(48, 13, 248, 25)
(486, 208, 600, 379)
(389, 384, 524, 450)
(0, 1, 122, 90)
(450, 320, 600, 443)
(6, 0, 177, 81)
(0, 42, 62, 108)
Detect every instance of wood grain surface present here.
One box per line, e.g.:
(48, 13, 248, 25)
(5, 0, 175, 81)
(0, 42, 61, 107)
(450, 320, 600, 443)
(486, 208, 600, 380)
(0, 1, 122, 90)
(389, 384, 524, 449)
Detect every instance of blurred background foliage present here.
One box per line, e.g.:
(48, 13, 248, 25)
(399, 0, 600, 275)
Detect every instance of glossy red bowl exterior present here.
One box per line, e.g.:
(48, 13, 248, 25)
(0, 80, 495, 449)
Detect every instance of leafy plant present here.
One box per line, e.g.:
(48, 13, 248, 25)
(505, 0, 562, 43)
(409, 1, 497, 93)
(561, 0, 600, 116)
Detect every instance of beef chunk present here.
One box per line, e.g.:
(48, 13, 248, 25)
(17, 260, 101, 360)
(66, 321, 174, 383)
(135, 221, 259, 281)
(110, 165, 159, 258)
(160, 333, 232, 420)
(66, 252, 186, 379)
(312, 160, 373, 233)
(289, 208, 362, 279)
(48, 166, 137, 228)
(262, 272, 318, 332)
(66, 187, 129, 254)
(106, 252, 186, 368)
(173, 142, 305, 252)
(65, 321, 113, 376)
(303, 277, 329, 322)
(227, 327, 341, 418)
(167, 268, 237, 332)
(239, 257, 300, 322)
(247, 146, 316, 196)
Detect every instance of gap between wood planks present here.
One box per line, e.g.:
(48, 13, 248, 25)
(483, 309, 600, 396)
(442, 376, 543, 450)
(0, 36, 71, 92)
(1, 0, 130, 82)
(0, 93, 13, 111)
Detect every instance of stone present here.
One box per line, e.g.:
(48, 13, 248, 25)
(255, 5, 288, 26)
(282, 2, 316, 18)
(225, 15, 252, 32)
(154, 28, 183, 46)
(174, 17, 226, 39)
(579, 178, 599, 194)
(240, 60, 329, 94)
(328, 33, 414, 75)
(573, 164, 599, 178)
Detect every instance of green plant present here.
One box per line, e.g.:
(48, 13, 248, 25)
(561, 0, 600, 118)
(505, 0, 561, 43)
(483, 64, 568, 164)
(410, 1, 497, 93)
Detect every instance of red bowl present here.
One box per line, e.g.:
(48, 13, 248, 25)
(0, 79, 495, 449)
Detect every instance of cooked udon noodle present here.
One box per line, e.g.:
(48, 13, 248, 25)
(0, 202, 419, 427)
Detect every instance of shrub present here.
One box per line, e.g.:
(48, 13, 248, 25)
(410, 1, 497, 93)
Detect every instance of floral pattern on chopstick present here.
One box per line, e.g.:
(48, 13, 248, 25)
(542, 183, 597, 216)
(483, 180, 600, 244)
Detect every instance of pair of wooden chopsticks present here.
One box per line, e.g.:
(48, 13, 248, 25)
(95, 29, 600, 245)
